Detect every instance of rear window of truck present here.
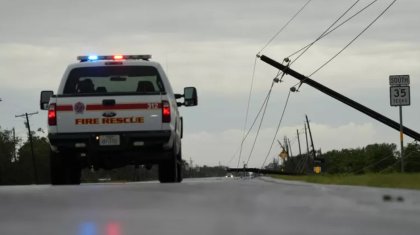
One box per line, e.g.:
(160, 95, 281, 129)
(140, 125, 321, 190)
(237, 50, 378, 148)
(63, 66, 165, 95)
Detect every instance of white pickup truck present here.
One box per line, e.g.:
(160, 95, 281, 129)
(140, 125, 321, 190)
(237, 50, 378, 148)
(40, 54, 197, 184)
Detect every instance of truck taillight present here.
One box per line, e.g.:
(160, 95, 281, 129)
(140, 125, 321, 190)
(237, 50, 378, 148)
(162, 101, 171, 123)
(48, 103, 57, 126)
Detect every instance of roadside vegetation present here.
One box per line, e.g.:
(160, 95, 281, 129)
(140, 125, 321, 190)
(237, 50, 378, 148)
(2, 126, 420, 186)
(273, 173, 420, 190)
(266, 142, 420, 190)
(0, 127, 226, 185)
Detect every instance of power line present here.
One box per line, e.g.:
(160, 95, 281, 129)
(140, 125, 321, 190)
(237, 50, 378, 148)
(290, 0, 362, 66)
(243, 61, 291, 166)
(239, 0, 313, 167)
(241, 0, 397, 168)
(238, 57, 258, 168)
(308, 0, 397, 78)
(287, 0, 378, 60)
(293, 0, 396, 91)
(258, 0, 313, 54)
(259, 1, 379, 169)
(261, 90, 292, 168)
(245, 81, 276, 165)
(233, 82, 276, 167)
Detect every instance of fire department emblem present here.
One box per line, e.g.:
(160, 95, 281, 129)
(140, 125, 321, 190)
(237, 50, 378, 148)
(74, 102, 85, 114)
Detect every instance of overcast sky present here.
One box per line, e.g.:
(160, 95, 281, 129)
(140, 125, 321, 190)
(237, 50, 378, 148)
(0, 0, 419, 168)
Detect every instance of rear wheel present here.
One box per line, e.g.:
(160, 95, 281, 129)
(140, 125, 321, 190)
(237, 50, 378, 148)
(158, 147, 180, 183)
(176, 162, 182, 183)
(158, 157, 177, 183)
(176, 149, 183, 183)
(50, 151, 81, 185)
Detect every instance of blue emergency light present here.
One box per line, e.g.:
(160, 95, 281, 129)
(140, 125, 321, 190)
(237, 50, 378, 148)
(87, 55, 98, 61)
(77, 54, 152, 62)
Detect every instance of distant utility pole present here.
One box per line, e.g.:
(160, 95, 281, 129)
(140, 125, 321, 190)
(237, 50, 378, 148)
(306, 115, 316, 159)
(189, 158, 193, 177)
(12, 128, 17, 162)
(15, 112, 39, 184)
(287, 138, 293, 157)
(296, 129, 302, 156)
(283, 137, 288, 156)
(304, 123, 310, 155)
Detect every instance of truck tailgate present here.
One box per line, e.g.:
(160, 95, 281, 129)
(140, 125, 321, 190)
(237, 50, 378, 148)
(55, 95, 163, 133)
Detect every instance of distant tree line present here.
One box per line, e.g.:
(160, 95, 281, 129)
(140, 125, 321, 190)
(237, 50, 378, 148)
(3, 125, 419, 185)
(0, 127, 227, 185)
(0, 127, 50, 185)
(323, 142, 420, 173)
(82, 162, 227, 183)
(265, 142, 420, 174)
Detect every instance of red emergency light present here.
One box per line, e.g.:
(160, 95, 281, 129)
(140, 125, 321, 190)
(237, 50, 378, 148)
(113, 55, 123, 60)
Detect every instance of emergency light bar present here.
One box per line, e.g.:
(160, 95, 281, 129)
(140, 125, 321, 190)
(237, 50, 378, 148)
(77, 54, 152, 62)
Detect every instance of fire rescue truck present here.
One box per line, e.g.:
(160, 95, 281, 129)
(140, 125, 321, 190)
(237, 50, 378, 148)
(40, 54, 197, 184)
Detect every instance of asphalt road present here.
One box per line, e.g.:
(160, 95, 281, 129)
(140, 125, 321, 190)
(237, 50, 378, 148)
(1, 177, 420, 235)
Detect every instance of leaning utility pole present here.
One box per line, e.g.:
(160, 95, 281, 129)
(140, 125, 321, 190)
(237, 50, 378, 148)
(15, 112, 39, 184)
(12, 128, 17, 162)
(306, 115, 316, 159)
(258, 55, 420, 142)
(287, 137, 293, 157)
(304, 123, 310, 155)
(296, 129, 302, 156)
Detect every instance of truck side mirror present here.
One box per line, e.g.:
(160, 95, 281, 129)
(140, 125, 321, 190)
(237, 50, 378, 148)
(40, 90, 54, 110)
(183, 87, 198, 107)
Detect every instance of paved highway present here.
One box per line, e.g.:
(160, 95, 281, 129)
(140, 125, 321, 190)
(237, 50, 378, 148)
(0, 177, 419, 235)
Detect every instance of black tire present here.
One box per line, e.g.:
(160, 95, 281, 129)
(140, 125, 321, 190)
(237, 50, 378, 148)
(50, 151, 65, 185)
(158, 146, 179, 183)
(50, 151, 81, 185)
(176, 162, 183, 183)
(176, 149, 183, 183)
(158, 158, 177, 183)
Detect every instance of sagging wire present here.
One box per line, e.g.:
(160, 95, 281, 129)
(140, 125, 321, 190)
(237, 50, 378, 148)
(237, 56, 258, 168)
(244, 80, 276, 166)
(231, 78, 278, 167)
(289, 0, 362, 66)
(291, 0, 396, 92)
(244, 59, 291, 166)
(231, 60, 290, 167)
(237, 0, 313, 167)
(309, 0, 397, 77)
(287, 0, 377, 61)
(260, 89, 292, 168)
(258, 0, 313, 54)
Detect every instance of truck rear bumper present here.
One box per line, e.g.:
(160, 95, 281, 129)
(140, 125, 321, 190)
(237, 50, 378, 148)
(49, 131, 174, 168)
(49, 130, 172, 152)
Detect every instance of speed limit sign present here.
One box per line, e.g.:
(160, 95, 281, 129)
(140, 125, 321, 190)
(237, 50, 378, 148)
(388, 75, 411, 173)
(390, 86, 410, 106)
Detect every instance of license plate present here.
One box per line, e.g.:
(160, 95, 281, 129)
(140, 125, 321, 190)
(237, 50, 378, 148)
(99, 135, 120, 146)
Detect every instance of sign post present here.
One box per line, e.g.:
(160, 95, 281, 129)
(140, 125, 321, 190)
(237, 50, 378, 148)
(389, 75, 411, 173)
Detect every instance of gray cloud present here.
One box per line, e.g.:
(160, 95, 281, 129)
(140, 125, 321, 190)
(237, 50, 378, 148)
(1, 0, 419, 167)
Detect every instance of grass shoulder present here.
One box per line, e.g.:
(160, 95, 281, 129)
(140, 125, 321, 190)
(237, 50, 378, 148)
(272, 173, 420, 190)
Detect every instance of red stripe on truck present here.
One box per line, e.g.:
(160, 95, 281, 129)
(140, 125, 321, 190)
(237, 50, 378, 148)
(56, 105, 73, 111)
(55, 103, 162, 111)
(87, 103, 161, 110)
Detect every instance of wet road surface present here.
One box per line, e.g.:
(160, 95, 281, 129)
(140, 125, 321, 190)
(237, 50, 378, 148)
(1, 177, 420, 235)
